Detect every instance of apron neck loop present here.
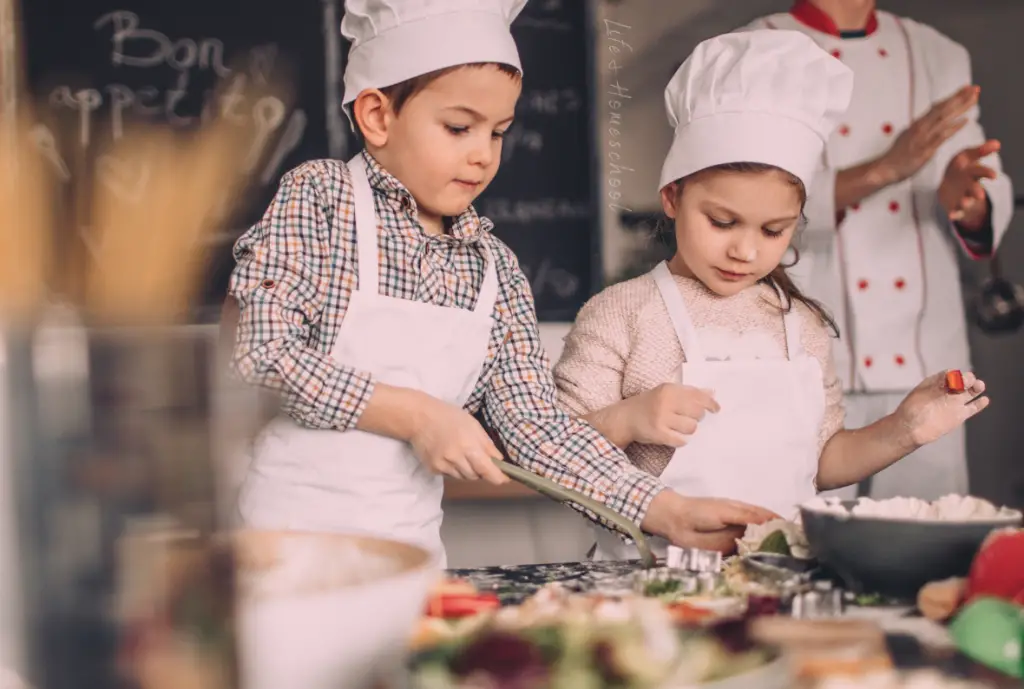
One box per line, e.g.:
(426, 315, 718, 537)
(474, 249, 499, 315)
(654, 262, 807, 362)
(768, 279, 805, 361)
(347, 153, 381, 295)
(653, 261, 706, 361)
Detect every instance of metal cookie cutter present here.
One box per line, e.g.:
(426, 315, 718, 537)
(666, 545, 723, 573)
(789, 579, 845, 618)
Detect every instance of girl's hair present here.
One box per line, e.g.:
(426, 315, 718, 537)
(659, 161, 839, 337)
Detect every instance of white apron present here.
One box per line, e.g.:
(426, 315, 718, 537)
(593, 263, 825, 561)
(236, 154, 499, 569)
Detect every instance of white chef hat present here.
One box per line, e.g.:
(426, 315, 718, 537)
(659, 30, 854, 192)
(341, 0, 528, 107)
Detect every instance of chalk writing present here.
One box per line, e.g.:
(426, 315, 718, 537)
(519, 88, 582, 116)
(96, 154, 151, 203)
(481, 198, 591, 224)
(31, 124, 71, 181)
(40, 8, 303, 207)
(500, 125, 544, 162)
(522, 257, 580, 300)
(94, 11, 231, 76)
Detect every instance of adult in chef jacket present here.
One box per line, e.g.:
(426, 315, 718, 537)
(738, 1, 1014, 501)
(552, 30, 990, 562)
(226, 0, 775, 568)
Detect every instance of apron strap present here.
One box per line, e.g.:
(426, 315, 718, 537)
(347, 153, 380, 295)
(348, 151, 499, 317)
(771, 280, 805, 360)
(473, 246, 499, 315)
(652, 261, 705, 361)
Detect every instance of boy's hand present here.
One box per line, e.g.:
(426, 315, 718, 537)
(409, 395, 509, 485)
(642, 490, 779, 554)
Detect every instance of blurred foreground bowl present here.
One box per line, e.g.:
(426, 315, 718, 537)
(800, 501, 1022, 600)
(234, 530, 439, 689)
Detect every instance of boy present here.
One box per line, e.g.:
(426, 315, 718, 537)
(228, 0, 773, 567)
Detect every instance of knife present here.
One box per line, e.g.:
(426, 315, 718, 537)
(493, 459, 657, 569)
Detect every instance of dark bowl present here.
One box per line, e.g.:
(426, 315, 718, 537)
(800, 501, 1022, 601)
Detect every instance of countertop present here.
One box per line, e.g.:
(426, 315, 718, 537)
(444, 560, 1022, 686)
(448, 560, 639, 604)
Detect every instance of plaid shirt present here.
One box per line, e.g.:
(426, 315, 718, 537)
(228, 150, 664, 532)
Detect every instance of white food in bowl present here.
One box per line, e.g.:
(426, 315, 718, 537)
(801, 494, 1022, 523)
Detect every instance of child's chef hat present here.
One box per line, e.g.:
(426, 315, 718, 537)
(659, 30, 854, 191)
(342, 0, 528, 106)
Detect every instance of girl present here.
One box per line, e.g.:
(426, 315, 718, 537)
(553, 29, 990, 561)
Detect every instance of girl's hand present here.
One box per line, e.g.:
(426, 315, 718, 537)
(895, 370, 989, 447)
(624, 383, 720, 447)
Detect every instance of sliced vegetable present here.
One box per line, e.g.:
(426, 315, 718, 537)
(426, 593, 502, 619)
(666, 602, 714, 624)
(945, 370, 966, 393)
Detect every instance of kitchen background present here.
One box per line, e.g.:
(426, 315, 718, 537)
(5, 0, 1023, 573)
(446, 0, 1024, 568)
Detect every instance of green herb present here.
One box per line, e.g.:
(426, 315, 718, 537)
(642, 579, 683, 597)
(757, 530, 792, 556)
(854, 592, 886, 607)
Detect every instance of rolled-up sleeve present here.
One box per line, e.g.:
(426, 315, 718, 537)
(481, 258, 664, 531)
(228, 167, 375, 430)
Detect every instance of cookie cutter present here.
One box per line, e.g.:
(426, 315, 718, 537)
(666, 545, 723, 573)
(788, 579, 845, 618)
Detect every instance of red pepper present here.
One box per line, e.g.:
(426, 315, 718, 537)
(965, 528, 1024, 604)
(426, 593, 501, 619)
(945, 370, 965, 393)
(666, 602, 714, 625)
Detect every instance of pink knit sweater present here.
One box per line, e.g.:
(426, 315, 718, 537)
(553, 271, 846, 477)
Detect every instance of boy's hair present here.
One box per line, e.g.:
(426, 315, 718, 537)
(350, 62, 522, 141)
(659, 162, 839, 337)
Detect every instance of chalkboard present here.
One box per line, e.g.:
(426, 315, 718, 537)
(476, 0, 601, 321)
(20, 0, 599, 323)
(20, 0, 346, 311)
